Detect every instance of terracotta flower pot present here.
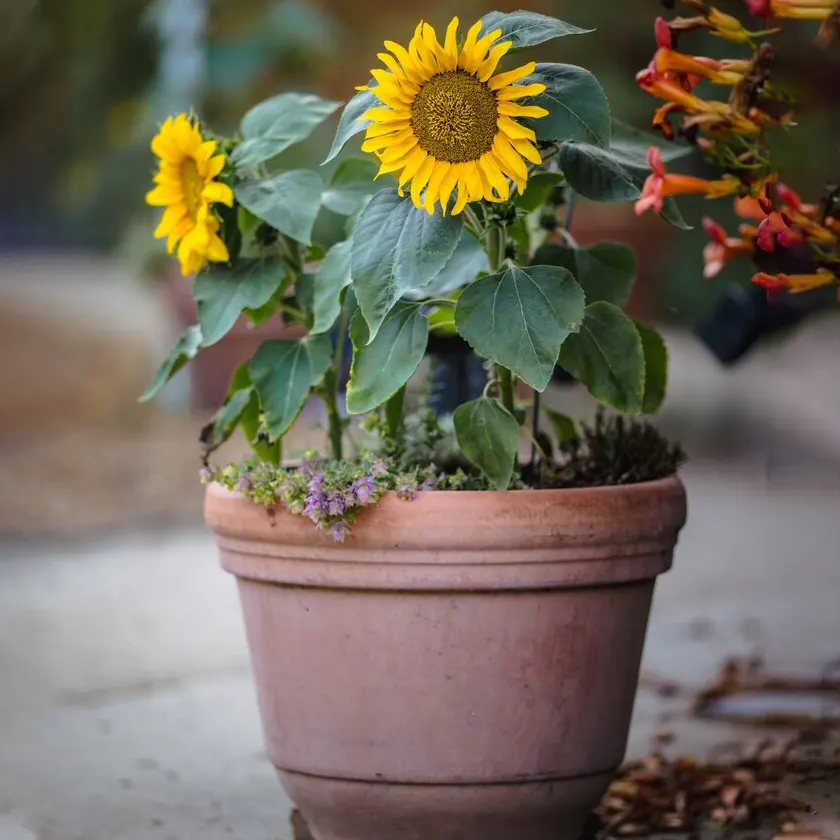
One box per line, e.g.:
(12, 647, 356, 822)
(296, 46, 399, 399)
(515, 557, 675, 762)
(205, 477, 687, 840)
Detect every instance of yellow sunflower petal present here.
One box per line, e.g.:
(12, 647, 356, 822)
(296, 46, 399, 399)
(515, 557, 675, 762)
(497, 83, 546, 100)
(493, 134, 528, 182)
(145, 183, 183, 206)
(397, 147, 429, 188)
(479, 154, 510, 202)
(424, 160, 451, 214)
(477, 41, 512, 82)
(197, 140, 218, 161)
(153, 203, 187, 238)
(377, 133, 419, 163)
(409, 22, 437, 74)
(202, 182, 234, 206)
(361, 107, 411, 124)
(441, 17, 460, 72)
(498, 115, 537, 142)
(371, 84, 413, 110)
(459, 19, 484, 69)
(438, 163, 461, 215)
(173, 116, 202, 156)
(498, 101, 549, 119)
(166, 218, 193, 253)
(462, 28, 502, 73)
(383, 41, 425, 83)
(510, 136, 542, 165)
(410, 154, 437, 208)
(488, 62, 536, 90)
(206, 234, 230, 263)
(151, 126, 179, 159)
(365, 122, 408, 140)
(451, 170, 470, 215)
(205, 154, 226, 179)
(465, 165, 484, 202)
(377, 52, 416, 87)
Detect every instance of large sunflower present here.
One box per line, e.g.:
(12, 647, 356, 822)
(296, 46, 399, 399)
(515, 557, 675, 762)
(359, 17, 548, 215)
(146, 114, 234, 276)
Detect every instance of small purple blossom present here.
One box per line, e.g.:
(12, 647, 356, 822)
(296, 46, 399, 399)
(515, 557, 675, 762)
(370, 459, 388, 477)
(327, 491, 346, 517)
(235, 475, 251, 493)
(329, 522, 349, 542)
(398, 484, 417, 501)
(419, 477, 438, 492)
(199, 466, 213, 484)
(351, 476, 376, 504)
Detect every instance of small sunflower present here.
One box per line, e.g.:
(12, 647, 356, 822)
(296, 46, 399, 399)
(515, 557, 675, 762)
(146, 114, 234, 276)
(358, 17, 549, 215)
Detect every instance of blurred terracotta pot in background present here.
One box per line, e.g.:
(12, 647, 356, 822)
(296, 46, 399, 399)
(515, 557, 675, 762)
(206, 476, 687, 840)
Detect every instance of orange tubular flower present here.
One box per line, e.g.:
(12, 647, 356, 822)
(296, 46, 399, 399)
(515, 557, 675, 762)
(768, 0, 838, 19)
(753, 268, 838, 293)
(634, 146, 741, 216)
(654, 48, 747, 86)
(702, 217, 756, 278)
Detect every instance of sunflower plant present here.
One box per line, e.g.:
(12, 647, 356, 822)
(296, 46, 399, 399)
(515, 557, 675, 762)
(142, 10, 688, 537)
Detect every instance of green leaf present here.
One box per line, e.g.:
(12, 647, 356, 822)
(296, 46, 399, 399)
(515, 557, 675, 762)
(321, 157, 380, 216)
(635, 321, 668, 414)
(249, 334, 333, 438)
(235, 170, 323, 245)
(243, 278, 290, 327)
(609, 119, 694, 166)
(560, 124, 694, 228)
(312, 240, 352, 333)
(453, 397, 520, 490)
(559, 141, 640, 203)
(139, 325, 202, 402)
(350, 188, 463, 341)
(231, 93, 340, 168)
(194, 260, 286, 346)
(454, 265, 585, 391)
(515, 171, 564, 213)
(531, 242, 636, 307)
(544, 407, 579, 445)
(478, 10, 592, 50)
(522, 63, 610, 147)
(558, 301, 645, 413)
(202, 386, 254, 452)
(407, 230, 488, 299)
(345, 303, 428, 414)
(323, 87, 377, 164)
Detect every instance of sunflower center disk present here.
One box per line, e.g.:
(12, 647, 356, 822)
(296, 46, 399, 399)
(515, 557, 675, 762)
(410, 71, 498, 163)
(180, 158, 204, 220)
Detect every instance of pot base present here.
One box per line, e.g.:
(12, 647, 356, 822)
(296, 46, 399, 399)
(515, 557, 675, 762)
(280, 768, 613, 840)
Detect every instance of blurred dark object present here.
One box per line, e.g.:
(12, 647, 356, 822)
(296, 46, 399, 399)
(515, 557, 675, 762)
(696, 282, 837, 366)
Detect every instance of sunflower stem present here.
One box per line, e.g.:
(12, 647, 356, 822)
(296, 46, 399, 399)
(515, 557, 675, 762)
(497, 365, 516, 417)
(486, 224, 506, 273)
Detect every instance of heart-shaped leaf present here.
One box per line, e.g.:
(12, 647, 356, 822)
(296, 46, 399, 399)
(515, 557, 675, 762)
(558, 301, 645, 412)
(232, 93, 340, 168)
(351, 189, 462, 341)
(478, 10, 592, 49)
(194, 259, 287, 346)
(453, 397, 520, 490)
(249, 335, 333, 438)
(454, 264, 585, 391)
(522, 63, 611, 147)
(235, 170, 323, 245)
(346, 303, 428, 414)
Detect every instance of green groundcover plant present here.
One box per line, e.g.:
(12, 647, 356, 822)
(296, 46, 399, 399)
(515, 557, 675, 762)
(142, 10, 685, 539)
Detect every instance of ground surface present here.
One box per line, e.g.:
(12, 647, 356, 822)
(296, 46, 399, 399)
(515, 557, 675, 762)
(2, 459, 840, 840)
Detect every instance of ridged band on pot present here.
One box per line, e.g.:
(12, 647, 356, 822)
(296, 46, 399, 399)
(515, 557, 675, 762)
(205, 477, 686, 840)
(208, 477, 686, 590)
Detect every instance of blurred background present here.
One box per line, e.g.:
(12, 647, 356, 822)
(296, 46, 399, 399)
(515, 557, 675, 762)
(1, 2, 839, 838)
